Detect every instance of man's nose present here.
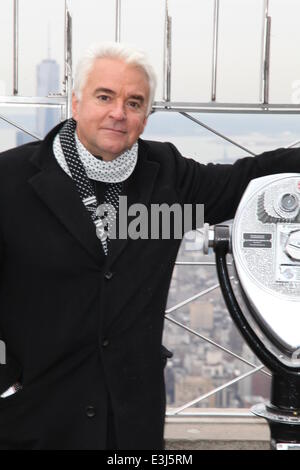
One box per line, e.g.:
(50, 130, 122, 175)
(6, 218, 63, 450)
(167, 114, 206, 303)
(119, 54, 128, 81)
(109, 101, 126, 120)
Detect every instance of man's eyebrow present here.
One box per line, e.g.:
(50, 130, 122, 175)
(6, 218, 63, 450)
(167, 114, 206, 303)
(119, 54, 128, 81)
(93, 88, 145, 103)
(130, 94, 145, 102)
(94, 87, 115, 95)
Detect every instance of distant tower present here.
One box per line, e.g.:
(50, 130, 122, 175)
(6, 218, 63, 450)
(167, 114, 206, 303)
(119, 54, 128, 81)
(36, 26, 60, 137)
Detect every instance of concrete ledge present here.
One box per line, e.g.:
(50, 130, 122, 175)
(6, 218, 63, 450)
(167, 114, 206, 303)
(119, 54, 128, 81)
(164, 409, 270, 450)
(165, 440, 270, 450)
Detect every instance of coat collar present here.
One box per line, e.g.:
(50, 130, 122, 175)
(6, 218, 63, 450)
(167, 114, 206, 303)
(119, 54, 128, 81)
(29, 122, 160, 268)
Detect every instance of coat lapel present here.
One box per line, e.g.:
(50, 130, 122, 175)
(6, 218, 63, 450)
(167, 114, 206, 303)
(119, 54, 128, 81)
(28, 125, 159, 268)
(105, 140, 160, 268)
(29, 123, 106, 266)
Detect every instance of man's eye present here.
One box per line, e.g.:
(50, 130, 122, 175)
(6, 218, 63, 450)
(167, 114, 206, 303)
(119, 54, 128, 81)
(128, 101, 140, 109)
(97, 95, 110, 102)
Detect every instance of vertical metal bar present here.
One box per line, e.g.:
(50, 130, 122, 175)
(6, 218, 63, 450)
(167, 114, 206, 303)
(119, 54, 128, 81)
(259, 0, 267, 102)
(163, 0, 172, 102)
(115, 0, 121, 42)
(64, 0, 73, 118)
(263, 16, 271, 104)
(260, 0, 271, 104)
(211, 0, 220, 102)
(13, 0, 19, 95)
(60, 104, 66, 122)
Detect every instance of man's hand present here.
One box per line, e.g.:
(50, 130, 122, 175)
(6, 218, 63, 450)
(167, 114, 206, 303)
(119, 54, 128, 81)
(0, 382, 22, 398)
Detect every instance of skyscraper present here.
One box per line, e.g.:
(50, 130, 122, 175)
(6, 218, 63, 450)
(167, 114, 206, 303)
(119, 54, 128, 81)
(36, 41, 60, 137)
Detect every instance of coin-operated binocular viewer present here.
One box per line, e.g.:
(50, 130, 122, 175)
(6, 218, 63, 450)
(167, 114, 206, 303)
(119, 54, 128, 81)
(203, 174, 300, 450)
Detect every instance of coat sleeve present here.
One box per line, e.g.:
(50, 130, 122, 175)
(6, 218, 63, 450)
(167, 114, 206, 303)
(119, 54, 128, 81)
(170, 144, 300, 226)
(0, 227, 22, 395)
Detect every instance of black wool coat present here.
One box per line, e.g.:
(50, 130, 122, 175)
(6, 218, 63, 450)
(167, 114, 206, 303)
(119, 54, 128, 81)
(0, 121, 299, 449)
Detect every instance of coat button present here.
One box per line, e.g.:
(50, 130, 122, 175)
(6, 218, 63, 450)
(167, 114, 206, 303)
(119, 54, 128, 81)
(104, 271, 114, 280)
(86, 406, 96, 418)
(102, 338, 109, 347)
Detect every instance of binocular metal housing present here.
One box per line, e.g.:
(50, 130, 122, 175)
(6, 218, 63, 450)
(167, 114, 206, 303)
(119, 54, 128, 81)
(204, 174, 300, 450)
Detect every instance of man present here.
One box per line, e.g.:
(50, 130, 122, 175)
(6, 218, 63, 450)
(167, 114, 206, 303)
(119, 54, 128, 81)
(0, 42, 299, 450)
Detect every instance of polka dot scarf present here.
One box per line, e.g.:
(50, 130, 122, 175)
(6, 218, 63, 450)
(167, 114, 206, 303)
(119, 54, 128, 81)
(55, 118, 137, 255)
(53, 120, 138, 183)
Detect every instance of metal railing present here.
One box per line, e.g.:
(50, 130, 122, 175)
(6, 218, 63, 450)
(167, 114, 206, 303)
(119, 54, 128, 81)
(170, 365, 265, 415)
(0, 0, 73, 139)
(153, 0, 300, 114)
(1, 0, 300, 417)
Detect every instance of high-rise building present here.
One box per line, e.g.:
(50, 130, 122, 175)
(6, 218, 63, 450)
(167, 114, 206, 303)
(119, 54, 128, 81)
(36, 46, 60, 137)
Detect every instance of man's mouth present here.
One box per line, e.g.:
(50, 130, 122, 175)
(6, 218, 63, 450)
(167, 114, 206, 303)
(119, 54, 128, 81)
(102, 128, 127, 134)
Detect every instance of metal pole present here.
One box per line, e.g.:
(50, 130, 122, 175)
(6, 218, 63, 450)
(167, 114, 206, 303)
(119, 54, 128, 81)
(180, 112, 257, 156)
(259, 0, 266, 102)
(211, 0, 220, 102)
(163, 0, 172, 102)
(153, 101, 300, 114)
(60, 104, 66, 122)
(260, 0, 271, 105)
(115, 0, 121, 42)
(13, 0, 19, 95)
(64, 0, 73, 118)
(263, 16, 271, 104)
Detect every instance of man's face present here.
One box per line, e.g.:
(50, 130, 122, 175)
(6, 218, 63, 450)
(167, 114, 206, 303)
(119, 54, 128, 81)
(72, 57, 150, 161)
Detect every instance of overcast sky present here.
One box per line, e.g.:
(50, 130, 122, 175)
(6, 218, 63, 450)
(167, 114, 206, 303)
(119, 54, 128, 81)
(1, 0, 300, 103)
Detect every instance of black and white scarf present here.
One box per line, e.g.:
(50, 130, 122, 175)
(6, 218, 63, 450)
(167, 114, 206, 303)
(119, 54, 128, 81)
(53, 118, 138, 255)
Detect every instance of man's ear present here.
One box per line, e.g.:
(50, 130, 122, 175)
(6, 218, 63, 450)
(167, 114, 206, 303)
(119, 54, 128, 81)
(141, 116, 148, 134)
(72, 92, 79, 121)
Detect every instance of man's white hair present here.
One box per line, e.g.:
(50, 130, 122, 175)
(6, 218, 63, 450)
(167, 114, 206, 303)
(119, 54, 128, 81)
(73, 42, 157, 115)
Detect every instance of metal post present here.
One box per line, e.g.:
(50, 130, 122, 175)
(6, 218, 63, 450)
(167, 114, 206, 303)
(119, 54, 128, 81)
(264, 15, 271, 104)
(260, 0, 271, 105)
(115, 0, 121, 42)
(163, 0, 172, 103)
(211, 0, 220, 102)
(64, 0, 73, 118)
(13, 0, 19, 95)
(60, 104, 65, 123)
